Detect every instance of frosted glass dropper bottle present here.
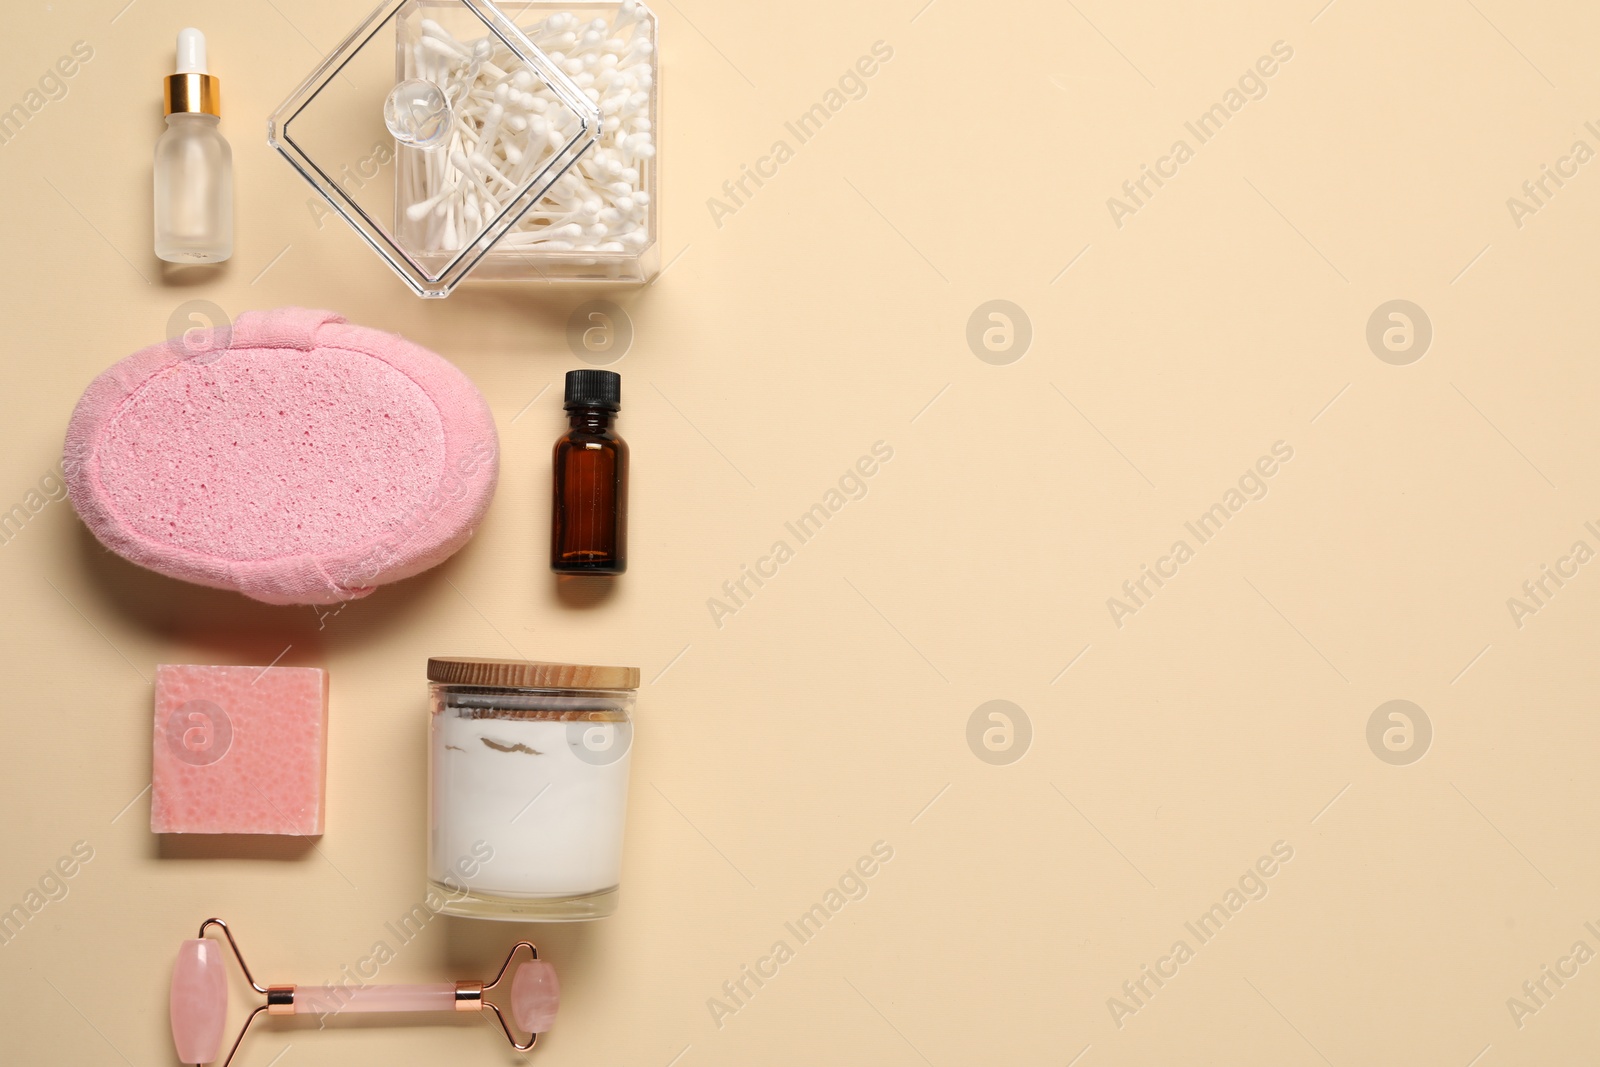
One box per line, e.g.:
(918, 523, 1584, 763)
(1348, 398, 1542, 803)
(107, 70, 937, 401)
(154, 28, 232, 263)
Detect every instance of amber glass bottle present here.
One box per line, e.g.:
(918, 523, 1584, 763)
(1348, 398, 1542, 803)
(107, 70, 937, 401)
(552, 370, 628, 574)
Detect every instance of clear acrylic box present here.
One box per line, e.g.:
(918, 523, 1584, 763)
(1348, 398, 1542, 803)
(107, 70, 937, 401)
(270, 0, 658, 297)
(458, 1, 658, 286)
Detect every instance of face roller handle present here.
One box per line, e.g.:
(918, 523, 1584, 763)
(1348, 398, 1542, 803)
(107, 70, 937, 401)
(170, 920, 559, 1065)
(293, 983, 460, 1013)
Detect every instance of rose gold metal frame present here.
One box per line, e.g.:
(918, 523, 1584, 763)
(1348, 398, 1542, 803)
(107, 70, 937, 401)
(480, 941, 541, 1051)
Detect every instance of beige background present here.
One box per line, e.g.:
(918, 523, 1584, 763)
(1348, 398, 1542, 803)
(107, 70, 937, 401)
(3, 0, 1599, 1063)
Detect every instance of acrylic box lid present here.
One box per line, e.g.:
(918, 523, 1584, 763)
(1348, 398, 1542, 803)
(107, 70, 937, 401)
(269, 0, 601, 297)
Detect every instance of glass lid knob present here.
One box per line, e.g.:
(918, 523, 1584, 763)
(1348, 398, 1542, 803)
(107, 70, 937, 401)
(384, 78, 452, 149)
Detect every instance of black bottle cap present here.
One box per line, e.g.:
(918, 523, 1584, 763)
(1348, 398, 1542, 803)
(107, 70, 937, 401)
(564, 369, 621, 412)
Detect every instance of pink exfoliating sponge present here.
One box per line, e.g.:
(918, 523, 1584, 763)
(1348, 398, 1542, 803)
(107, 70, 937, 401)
(64, 308, 498, 604)
(152, 664, 328, 835)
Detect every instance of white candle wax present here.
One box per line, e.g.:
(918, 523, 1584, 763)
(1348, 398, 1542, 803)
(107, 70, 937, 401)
(429, 711, 631, 899)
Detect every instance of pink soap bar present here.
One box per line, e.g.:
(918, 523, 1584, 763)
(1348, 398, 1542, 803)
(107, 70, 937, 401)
(152, 664, 329, 835)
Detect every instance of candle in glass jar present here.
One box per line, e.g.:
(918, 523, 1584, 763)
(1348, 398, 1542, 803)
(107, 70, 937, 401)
(426, 657, 638, 921)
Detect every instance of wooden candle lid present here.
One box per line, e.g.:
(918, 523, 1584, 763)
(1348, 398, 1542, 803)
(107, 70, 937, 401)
(427, 656, 640, 691)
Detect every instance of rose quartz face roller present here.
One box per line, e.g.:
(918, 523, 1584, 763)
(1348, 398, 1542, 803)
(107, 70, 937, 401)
(171, 918, 558, 1066)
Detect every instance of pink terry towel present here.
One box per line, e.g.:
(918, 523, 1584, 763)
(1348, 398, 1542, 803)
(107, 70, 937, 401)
(64, 307, 498, 605)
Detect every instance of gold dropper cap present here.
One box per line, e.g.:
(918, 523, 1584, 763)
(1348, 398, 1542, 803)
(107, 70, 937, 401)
(165, 73, 220, 116)
(164, 28, 219, 116)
